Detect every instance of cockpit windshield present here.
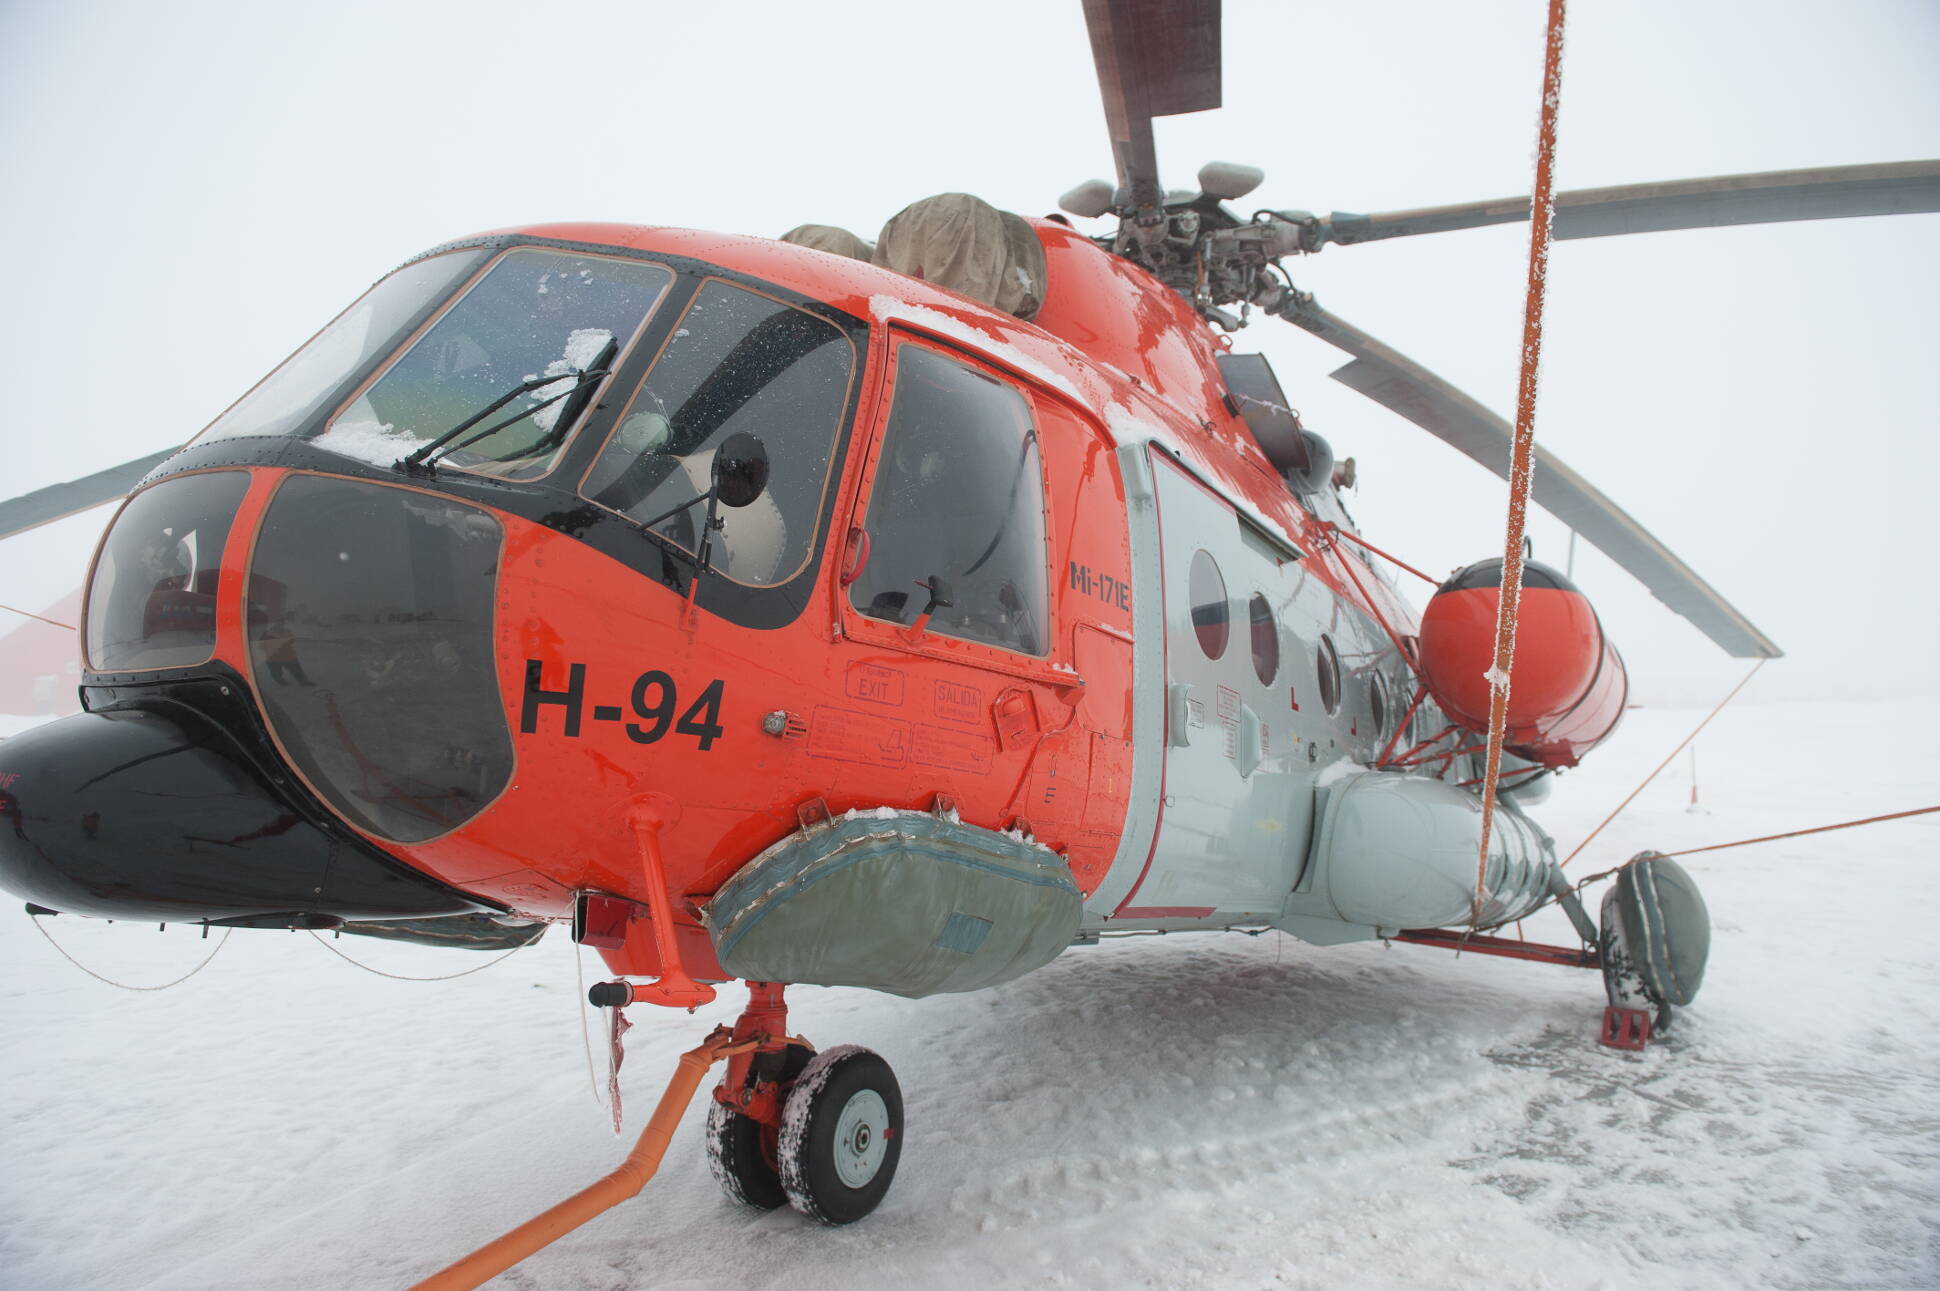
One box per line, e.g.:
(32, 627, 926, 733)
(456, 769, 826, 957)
(318, 249, 672, 478)
(579, 280, 855, 587)
(195, 249, 489, 448)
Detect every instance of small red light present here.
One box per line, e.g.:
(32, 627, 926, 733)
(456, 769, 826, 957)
(576, 894, 633, 949)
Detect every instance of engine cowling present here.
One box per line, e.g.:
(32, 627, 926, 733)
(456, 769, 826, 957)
(1417, 559, 1626, 768)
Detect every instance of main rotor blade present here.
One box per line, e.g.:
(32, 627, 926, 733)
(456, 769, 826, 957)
(1080, 0, 1222, 217)
(1316, 159, 1940, 247)
(1279, 299, 1781, 659)
(0, 447, 182, 542)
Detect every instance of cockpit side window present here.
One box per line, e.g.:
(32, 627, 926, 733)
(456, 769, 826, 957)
(579, 279, 855, 588)
(848, 344, 1049, 656)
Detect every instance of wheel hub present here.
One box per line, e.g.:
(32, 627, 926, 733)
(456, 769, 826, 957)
(832, 1089, 889, 1188)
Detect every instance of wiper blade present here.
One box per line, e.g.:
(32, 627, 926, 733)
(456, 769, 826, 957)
(397, 349, 616, 474)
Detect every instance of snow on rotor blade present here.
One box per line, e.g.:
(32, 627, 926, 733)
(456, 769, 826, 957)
(1318, 159, 1940, 246)
(1280, 300, 1781, 659)
(0, 447, 183, 542)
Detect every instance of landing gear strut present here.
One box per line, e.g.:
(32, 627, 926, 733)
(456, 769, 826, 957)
(704, 980, 903, 1225)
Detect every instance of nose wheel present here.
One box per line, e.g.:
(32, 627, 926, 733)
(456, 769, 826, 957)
(704, 983, 903, 1225)
(776, 1045, 904, 1225)
(705, 1039, 814, 1209)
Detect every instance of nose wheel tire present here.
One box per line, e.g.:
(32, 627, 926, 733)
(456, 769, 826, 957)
(706, 1040, 814, 1210)
(706, 1100, 788, 1210)
(777, 1045, 903, 1225)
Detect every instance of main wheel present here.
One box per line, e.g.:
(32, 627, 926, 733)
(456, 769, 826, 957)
(706, 1041, 813, 1210)
(777, 1045, 903, 1225)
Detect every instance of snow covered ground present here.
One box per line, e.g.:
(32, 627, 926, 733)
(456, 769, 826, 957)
(2, 697, 1936, 1290)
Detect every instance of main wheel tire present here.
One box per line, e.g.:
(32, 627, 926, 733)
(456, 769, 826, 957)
(706, 1041, 813, 1210)
(777, 1045, 903, 1225)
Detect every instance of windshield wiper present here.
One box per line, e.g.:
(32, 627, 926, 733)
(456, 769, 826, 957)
(397, 347, 616, 474)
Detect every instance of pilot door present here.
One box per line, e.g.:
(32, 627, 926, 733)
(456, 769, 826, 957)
(833, 332, 1134, 896)
(1116, 449, 1313, 921)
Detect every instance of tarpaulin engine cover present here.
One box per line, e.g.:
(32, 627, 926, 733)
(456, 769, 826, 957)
(778, 223, 875, 262)
(872, 193, 1048, 320)
(702, 810, 1082, 997)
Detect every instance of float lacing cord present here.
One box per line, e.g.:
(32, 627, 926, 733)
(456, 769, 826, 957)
(0, 602, 75, 631)
(28, 912, 233, 991)
(1559, 657, 1767, 868)
(303, 927, 534, 981)
(1473, 0, 1569, 926)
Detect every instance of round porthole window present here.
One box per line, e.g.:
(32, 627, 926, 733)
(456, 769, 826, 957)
(1249, 594, 1278, 684)
(1317, 634, 1342, 715)
(1189, 550, 1228, 659)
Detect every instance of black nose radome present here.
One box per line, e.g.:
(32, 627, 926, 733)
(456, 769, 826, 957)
(0, 702, 484, 923)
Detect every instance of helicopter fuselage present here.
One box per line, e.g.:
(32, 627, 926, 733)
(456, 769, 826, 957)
(0, 218, 1618, 988)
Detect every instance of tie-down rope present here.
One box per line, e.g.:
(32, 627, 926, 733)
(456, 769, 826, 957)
(1473, 0, 1569, 923)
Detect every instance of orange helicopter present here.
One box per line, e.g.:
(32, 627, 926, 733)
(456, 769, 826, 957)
(2, 0, 1936, 1276)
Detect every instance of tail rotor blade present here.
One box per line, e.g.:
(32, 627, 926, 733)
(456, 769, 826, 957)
(1279, 299, 1780, 659)
(0, 447, 182, 542)
(1313, 159, 1940, 248)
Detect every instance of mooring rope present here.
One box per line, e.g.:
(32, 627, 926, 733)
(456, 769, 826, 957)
(1663, 805, 1940, 860)
(575, 937, 615, 1115)
(1560, 657, 1766, 868)
(304, 927, 534, 981)
(1572, 804, 1940, 889)
(1473, 0, 1569, 924)
(0, 602, 74, 631)
(30, 914, 232, 991)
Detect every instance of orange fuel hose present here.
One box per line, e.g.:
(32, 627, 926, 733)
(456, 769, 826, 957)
(411, 1027, 753, 1291)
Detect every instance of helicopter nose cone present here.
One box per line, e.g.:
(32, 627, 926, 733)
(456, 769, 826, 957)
(0, 707, 482, 923)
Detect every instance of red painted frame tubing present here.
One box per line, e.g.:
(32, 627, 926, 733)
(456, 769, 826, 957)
(1391, 928, 1598, 970)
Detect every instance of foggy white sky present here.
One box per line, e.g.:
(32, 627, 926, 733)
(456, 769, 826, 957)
(2, 0, 1936, 706)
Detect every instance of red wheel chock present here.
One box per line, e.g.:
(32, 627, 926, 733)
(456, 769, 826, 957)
(1599, 1005, 1653, 1050)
